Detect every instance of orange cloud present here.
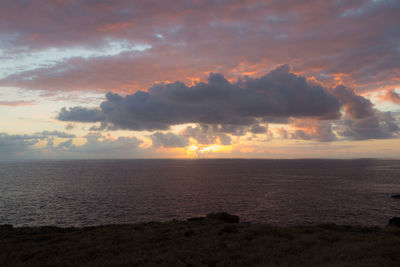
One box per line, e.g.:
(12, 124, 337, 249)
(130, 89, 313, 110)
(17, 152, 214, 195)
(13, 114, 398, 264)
(379, 89, 400, 104)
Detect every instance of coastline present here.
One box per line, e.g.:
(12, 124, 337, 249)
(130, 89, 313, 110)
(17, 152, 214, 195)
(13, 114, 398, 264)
(2, 214, 400, 266)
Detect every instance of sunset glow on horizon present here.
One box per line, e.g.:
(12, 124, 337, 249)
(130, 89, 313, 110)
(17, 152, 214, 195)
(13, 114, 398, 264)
(1, 0, 399, 160)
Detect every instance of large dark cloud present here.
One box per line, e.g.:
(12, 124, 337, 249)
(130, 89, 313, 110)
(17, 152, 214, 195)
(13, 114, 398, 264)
(57, 66, 341, 132)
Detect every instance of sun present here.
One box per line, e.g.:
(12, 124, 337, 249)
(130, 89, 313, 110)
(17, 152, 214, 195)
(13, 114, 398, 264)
(185, 142, 233, 157)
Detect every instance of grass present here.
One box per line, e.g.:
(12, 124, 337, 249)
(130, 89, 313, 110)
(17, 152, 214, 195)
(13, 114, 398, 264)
(1, 217, 400, 266)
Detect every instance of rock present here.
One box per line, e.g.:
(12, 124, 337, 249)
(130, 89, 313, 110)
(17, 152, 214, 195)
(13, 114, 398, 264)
(184, 229, 195, 237)
(187, 217, 205, 221)
(218, 225, 238, 235)
(388, 217, 400, 227)
(391, 194, 400, 199)
(206, 212, 239, 223)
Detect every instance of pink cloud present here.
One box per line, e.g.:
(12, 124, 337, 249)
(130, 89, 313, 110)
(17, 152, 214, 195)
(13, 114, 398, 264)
(0, 0, 399, 95)
(0, 100, 35, 106)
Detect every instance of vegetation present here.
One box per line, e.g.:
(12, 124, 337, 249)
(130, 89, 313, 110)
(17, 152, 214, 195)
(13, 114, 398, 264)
(1, 215, 400, 266)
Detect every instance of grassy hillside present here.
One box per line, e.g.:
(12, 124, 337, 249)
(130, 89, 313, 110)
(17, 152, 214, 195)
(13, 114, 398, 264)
(1, 216, 400, 266)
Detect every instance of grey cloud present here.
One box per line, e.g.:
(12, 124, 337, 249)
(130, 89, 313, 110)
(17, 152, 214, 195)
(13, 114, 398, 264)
(65, 123, 75, 130)
(242, 65, 341, 120)
(0, 130, 75, 142)
(261, 116, 290, 124)
(275, 127, 289, 139)
(151, 132, 188, 148)
(274, 110, 400, 143)
(55, 66, 400, 144)
(328, 86, 400, 140)
(58, 107, 105, 122)
(290, 121, 337, 142)
(207, 124, 250, 137)
(37, 130, 76, 139)
(0, 131, 75, 159)
(0, 131, 145, 160)
(0, 133, 39, 157)
(63, 133, 143, 154)
(58, 138, 73, 149)
(336, 111, 399, 140)
(250, 124, 268, 134)
(57, 66, 342, 132)
(283, 117, 338, 142)
(330, 85, 375, 119)
(181, 124, 232, 146)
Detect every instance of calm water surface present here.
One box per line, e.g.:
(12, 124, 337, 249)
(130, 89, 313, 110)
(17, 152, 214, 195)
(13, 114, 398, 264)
(1, 159, 400, 227)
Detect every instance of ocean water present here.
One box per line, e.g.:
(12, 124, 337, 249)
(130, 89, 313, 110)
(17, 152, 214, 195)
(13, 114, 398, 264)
(1, 159, 400, 227)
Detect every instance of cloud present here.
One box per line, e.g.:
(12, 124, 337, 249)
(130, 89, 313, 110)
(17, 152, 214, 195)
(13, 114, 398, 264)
(56, 66, 400, 144)
(1, 0, 399, 155)
(58, 107, 105, 122)
(0, 131, 75, 159)
(65, 123, 75, 130)
(284, 110, 400, 142)
(335, 111, 399, 140)
(379, 89, 400, 104)
(289, 119, 337, 142)
(0, 131, 143, 160)
(150, 122, 267, 148)
(330, 85, 375, 119)
(0, 133, 39, 157)
(0, 101, 35, 106)
(0, 0, 399, 94)
(36, 130, 76, 139)
(57, 66, 341, 132)
(150, 132, 188, 148)
(181, 124, 232, 146)
(250, 124, 267, 134)
(59, 132, 143, 155)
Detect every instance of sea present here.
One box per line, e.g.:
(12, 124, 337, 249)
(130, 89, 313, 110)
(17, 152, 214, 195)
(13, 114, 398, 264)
(1, 159, 400, 227)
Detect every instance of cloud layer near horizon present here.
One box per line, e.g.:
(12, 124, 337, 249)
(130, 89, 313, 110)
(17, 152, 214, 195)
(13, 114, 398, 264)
(0, 131, 144, 160)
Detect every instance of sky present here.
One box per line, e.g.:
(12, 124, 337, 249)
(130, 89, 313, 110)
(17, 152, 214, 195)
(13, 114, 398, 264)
(0, 0, 400, 160)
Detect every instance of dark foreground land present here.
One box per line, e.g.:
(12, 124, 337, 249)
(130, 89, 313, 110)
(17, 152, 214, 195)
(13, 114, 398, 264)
(2, 215, 400, 267)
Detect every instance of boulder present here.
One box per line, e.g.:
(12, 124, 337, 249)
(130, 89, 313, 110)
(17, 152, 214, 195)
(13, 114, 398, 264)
(206, 212, 239, 223)
(388, 217, 400, 227)
(218, 224, 238, 235)
(187, 217, 205, 222)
